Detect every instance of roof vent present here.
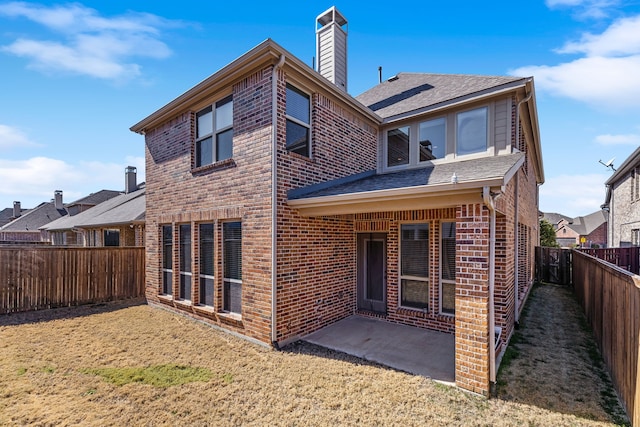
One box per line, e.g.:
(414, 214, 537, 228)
(315, 6, 348, 92)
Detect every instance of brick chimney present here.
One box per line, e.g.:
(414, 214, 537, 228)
(316, 6, 348, 92)
(12, 201, 21, 218)
(54, 190, 63, 210)
(125, 166, 138, 194)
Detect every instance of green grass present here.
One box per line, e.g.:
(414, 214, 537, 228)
(81, 364, 213, 388)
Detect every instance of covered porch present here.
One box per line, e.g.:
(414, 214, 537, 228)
(304, 315, 455, 383)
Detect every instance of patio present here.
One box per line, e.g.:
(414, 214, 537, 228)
(303, 315, 455, 384)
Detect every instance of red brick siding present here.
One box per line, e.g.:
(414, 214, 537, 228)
(144, 67, 275, 343)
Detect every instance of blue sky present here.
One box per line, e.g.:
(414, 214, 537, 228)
(0, 1, 639, 218)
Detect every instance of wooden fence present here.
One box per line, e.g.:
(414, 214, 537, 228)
(572, 250, 640, 425)
(0, 246, 145, 314)
(580, 247, 640, 275)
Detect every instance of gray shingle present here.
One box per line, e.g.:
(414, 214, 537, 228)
(290, 153, 524, 200)
(356, 73, 525, 119)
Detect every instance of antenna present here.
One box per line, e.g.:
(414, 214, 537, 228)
(598, 157, 616, 171)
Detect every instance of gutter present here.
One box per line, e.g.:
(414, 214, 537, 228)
(513, 89, 532, 325)
(483, 186, 499, 387)
(271, 54, 285, 349)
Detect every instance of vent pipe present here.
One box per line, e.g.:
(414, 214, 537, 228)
(125, 166, 137, 194)
(54, 190, 63, 210)
(378, 66, 382, 84)
(315, 6, 348, 92)
(12, 201, 21, 218)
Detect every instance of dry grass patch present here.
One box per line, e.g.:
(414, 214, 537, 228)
(496, 283, 628, 425)
(0, 297, 626, 426)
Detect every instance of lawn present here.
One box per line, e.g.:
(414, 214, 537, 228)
(0, 285, 627, 426)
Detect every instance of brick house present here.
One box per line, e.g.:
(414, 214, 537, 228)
(42, 167, 145, 247)
(551, 210, 607, 248)
(602, 146, 640, 247)
(131, 7, 543, 395)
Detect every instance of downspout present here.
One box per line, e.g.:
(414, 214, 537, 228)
(271, 54, 285, 349)
(514, 88, 532, 325)
(483, 186, 498, 386)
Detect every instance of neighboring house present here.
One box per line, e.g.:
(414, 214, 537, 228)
(130, 7, 544, 396)
(541, 212, 571, 231)
(602, 146, 640, 247)
(41, 189, 121, 245)
(0, 202, 29, 228)
(43, 168, 145, 247)
(0, 190, 67, 243)
(553, 210, 607, 248)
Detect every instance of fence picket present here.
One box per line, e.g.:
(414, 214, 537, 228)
(0, 246, 144, 314)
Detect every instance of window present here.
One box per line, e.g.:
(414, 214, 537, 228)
(387, 126, 410, 167)
(179, 224, 192, 301)
(456, 107, 488, 156)
(195, 95, 233, 167)
(419, 118, 446, 162)
(441, 221, 456, 315)
(384, 118, 446, 169)
(223, 221, 242, 314)
(286, 84, 311, 157)
(632, 167, 640, 202)
(162, 225, 173, 296)
(103, 229, 120, 247)
(632, 229, 640, 246)
(400, 224, 429, 309)
(199, 223, 214, 306)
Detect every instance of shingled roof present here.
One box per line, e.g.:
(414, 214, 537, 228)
(0, 202, 67, 231)
(356, 73, 526, 120)
(290, 152, 524, 200)
(43, 188, 145, 231)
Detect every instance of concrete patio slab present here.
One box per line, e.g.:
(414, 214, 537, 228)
(304, 315, 455, 384)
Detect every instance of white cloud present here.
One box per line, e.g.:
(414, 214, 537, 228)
(540, 173, 609, 217)
(595, 133, 640, 145)
(0, 124, 38, 149)
(557, 15, 640, 56)
(545, 0, 619, 19)
(0, 156, 143, 208)
(0, 2, 175, 81)
(511, 14, 640, 108)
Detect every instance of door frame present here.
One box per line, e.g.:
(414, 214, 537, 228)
(357, 233, 387, 313)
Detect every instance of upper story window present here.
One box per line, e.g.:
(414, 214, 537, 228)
(286, 84, 311, 157)
(195, 95, 233, 167)
(456, 107, 488, 156)
(383, 104, 492, 171)
(632, 167, 640, 202)
(419, 118, 446, 161)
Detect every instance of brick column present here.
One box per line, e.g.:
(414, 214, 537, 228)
(455, 203, 491, 395)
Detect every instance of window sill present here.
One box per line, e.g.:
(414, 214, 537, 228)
(191, 158, 236, 175)
(218, 311, 243, 326)
(397, 306, 429, 316)
(158, 294, 174, 304)
(174, 299, 192, 309)
(286, 150, 313, 162)
(194, 304, 216, 315)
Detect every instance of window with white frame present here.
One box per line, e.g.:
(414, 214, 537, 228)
(632, 229, 640, 246)
(179, 224, 192, 301)
(440, 221, 456, 315)
(456, 107, 488, 156)
(223, 221, 242, 314)
(286, 84, 311, 157)
(199, 223, 214, 307)
(195, 95, 233, 167)
(400, 223, 429, 309)
(161, 225, 173, 296)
